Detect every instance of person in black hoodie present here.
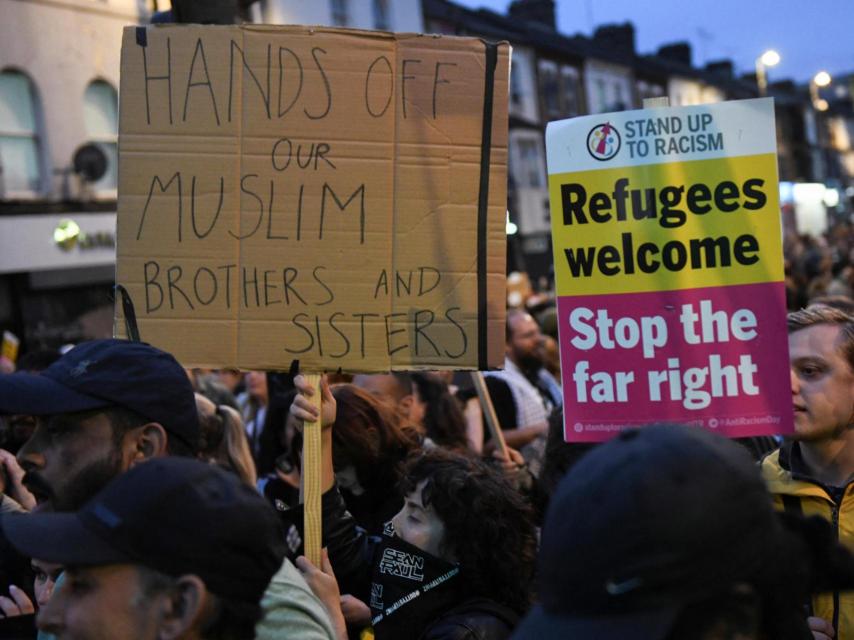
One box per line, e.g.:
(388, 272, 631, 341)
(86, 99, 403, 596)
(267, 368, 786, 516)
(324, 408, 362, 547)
(291, 375, 537, 640)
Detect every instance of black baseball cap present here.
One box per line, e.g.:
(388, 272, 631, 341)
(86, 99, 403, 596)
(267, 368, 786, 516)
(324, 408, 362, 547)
(1, 457, 285, 605)
(0, 339, 198, 450)
(513, 425, 789, 640)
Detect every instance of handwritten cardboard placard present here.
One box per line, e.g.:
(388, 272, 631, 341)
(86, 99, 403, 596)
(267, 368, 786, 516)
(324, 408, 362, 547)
(115, 25, 509, 371)
(546, 98, 794, 441)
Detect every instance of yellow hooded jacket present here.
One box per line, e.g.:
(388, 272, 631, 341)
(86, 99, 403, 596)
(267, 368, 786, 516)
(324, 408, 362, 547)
(761, 444, 854, 640)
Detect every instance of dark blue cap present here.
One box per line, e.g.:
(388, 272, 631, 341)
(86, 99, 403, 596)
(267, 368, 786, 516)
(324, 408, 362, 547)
(2, 457, 285, 604)
(513, 425, 782, 640)
(0, 339, 199, 450)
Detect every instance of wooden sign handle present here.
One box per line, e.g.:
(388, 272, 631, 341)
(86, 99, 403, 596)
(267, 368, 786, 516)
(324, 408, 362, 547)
(470, 371, 509, 460)
(302, 373, 323, 567)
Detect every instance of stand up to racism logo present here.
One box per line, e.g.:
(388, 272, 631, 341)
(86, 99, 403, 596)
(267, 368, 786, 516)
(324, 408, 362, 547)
(587, 122, 621, 161)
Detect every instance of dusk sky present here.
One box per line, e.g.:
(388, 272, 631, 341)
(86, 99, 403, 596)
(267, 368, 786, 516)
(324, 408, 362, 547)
(453, 0, 854, 85)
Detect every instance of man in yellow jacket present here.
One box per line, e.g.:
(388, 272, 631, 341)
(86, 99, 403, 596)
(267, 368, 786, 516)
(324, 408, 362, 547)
(761, 305, 854, 640)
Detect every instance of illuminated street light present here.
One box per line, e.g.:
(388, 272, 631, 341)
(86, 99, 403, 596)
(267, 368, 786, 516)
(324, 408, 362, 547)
(810, 71, 832, 111)
(814, 71, 832, 87)
(755, 49, 780, 96)
(506, 211, 518, 235)
(760, 50, 781, 67)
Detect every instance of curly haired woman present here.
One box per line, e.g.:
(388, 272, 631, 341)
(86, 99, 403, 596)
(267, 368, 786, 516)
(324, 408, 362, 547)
(290, 375, 538, 640)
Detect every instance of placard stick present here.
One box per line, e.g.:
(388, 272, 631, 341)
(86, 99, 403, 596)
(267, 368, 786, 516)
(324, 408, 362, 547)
(302, 373, 323, 567)
(470, 372, 509, 460)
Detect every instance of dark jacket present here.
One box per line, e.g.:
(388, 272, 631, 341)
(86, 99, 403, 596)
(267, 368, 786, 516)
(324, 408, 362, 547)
(421, 599, 518, 640)
(761, 442, 854, 639)
(317, 486, 518, 640)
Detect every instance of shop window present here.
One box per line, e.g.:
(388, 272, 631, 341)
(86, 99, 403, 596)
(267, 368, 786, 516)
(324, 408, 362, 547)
(0, 70, 43, 196)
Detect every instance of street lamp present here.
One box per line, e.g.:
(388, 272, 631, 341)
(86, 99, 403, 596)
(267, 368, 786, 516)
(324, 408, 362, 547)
(755, 49, 780, 96)
(811, 71, 832, 111)
(505, 210, 518, 235)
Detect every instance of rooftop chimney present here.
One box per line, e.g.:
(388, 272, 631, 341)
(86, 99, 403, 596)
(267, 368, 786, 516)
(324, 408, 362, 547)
(169, 0, 238, 23)
(593, 23, 636, 57)
(657, 42, 692, 66)
(705, 60, 734, 79)
(769, 79, 797, 93)
(508, 0, 556, 30)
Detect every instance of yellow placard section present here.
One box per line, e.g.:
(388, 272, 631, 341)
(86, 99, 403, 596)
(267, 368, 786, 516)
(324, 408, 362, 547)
(549, 153, 783, 296)
(1, 331, 19, 364)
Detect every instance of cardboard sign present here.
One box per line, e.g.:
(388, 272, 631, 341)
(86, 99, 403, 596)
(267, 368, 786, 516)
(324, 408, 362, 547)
(115, 25, 509, 371)
(547, 98, 793, 441)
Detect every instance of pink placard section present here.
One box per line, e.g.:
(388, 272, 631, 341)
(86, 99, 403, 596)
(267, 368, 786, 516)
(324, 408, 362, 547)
(557, 282, 793, 442)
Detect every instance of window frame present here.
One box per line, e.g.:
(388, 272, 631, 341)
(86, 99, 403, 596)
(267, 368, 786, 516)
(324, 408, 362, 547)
(330, 0, 349, 27)
(538, 59, 561, 120)
(0, 68, 45, 199)
(515, 137, 544, 189)
(372, 0, 390, 30)
(559, 65, 581, 118)
(83, 78, 119, 197)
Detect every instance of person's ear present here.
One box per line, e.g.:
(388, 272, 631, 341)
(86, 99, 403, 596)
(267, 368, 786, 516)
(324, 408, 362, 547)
(157, 575, 210, 640)
(122, 423, 169, 468)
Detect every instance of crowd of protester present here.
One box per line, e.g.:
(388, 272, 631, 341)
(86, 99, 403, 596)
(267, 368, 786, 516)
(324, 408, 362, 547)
(0, 225, 851, 639)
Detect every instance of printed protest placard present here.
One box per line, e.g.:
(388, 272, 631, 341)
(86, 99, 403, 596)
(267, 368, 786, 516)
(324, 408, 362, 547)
(114, 25, 509, 372)
(547, 98, 793, 441)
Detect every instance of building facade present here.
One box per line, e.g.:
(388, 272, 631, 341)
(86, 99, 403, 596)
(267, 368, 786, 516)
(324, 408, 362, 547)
(3, 0, 853, 351)
(422, 0, 853, 283)
(0, 0, 143, 351)
(0, 0, 428, 353)
(255, 0, 423, 32)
